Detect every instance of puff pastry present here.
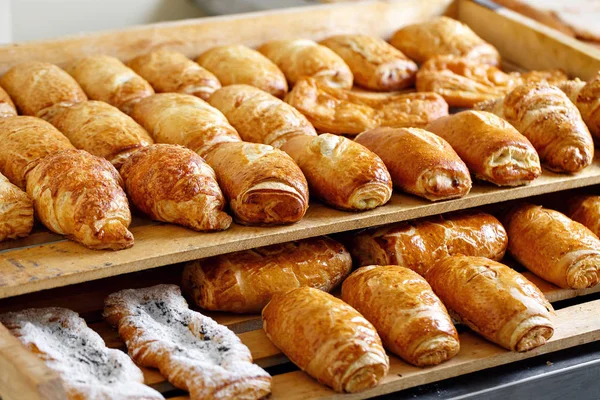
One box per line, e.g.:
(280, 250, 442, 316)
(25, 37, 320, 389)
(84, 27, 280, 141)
(427, 256, 554, 352)
(208, 84, 317, 148)
(355, 127, 471, 201)
(349, 211, 508, 276)
(476, 83, 594, 173)
(558, 76, 600, 141)
(27, 149, 134, 250)
(505, 203, 600, 289)
(0, 172, 33, 242)
(342, 265, 459, 367)
(0, 61, 87, 119)
(127, 49, 221, 100)
(129, 93, 241, 157)
(320, 34, 418, 91)
(285, 77, 449, 135)
(426, 110, 541, 186)
(120, 144, 231, 231)
(0, 116, 75, 189)
(204, 142, 309, 225)
(0, 307, 164, 400)
(258, 39, 353, 89)
(0, 84, 17, 118)
(182, 236, 352, 313)
(104, 284, 272, 400)
(196, 45, 288, 98)
(280, 134, 392, 210)
(390, 16, 501, 66)
(44, 100, 154, 168)
(66, 55, 154, 113)
(262, 287, 389, 393)
(567, 195, 600, 238)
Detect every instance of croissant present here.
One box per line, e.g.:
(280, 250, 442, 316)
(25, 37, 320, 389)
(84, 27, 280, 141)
(427, 256, 554, 352)
(26, 149, 134, 250)
(566, 195, 600, 238)
(208, 84, 317, 148)
(558, 76, 600, 141)
(262, 287, 389, 393)
(0, 85, 17, 118)
(120, 144, 231, 231)
(320, 34, 417, 91)
(280, 134, 392, 210)
(0, 61, 87, 118)
(285, 77, 449, 135)
(0, 116, 75, 189)
(355, 127, 471, 201)
(127, 49, 221, 100)
(0, 172, 33, 242)
(504, 203, 600, 289)
(475, 83, 594, 173)
(44, 101, 154, 168)
(341, 265, 460, 367)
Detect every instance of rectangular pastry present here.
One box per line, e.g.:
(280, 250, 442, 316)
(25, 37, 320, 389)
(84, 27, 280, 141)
(0, 172, 33, 242)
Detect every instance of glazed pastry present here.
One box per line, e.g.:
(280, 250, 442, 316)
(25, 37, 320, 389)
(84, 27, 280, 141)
(258, 39, 353, 89)
(567, 195, 600, 237)
(476, 83, 594, 173)
(341, 265, 460, 367)
(196, 45, 288, 98)
(182, 236, 352, 313)
(280, 134, 392, 210)
(355, 127, 471, 201)
(349, 211, 508, 276)
(65, 55, 154, 113)
(504, 203, 600, 289)
(104, 284, 272, 400)
(208, 84, 317, 148)
(558, 76, 600, 141)
(204, 142, 309, 225)
(0, 85, 17, 118)
(127, 49, 221, 100)
(427, 256, 554, 352)
(389, 16, 501, 65)
(0, 172, 33, 242)
(0, 116, 75, 189)
(44, 100, 154, 168)
(262, 287, 389, 393)
(285, 77, 449, 135)
(0, 308, 164, 400)
(129, 93, 241, 157)
(27, 149, 134, 250)
(120, 144, 231, 231)
(426, 110, 541, 186)
(0, 61, 87, 118)
(320, 34, 418, 91)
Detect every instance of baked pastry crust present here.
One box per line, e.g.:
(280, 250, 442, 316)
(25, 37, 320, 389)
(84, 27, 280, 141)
(0, 172, 33, 242)
(262, 287, 389, 393)
(0, 84, 17, 118)
(558, 76, 600, 142)
(104, 284, 272, 400)
(567, 195, 600, 238)
(320, 34, 417, 91)
(182, 236, 352, 313)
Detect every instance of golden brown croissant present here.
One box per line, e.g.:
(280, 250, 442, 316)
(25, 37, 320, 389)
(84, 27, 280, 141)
(0, 61, 87, 118)
(320, 34, 418, 91)
(504, 203, 600, 289)
(208, 84, 317, 148)
(120, 144, 231, 231)
(127, 49, 221, 100)
(196, 45, 288, 98)
(262, 287, 389, 393)
(0, 172, 33, 242)
(558, 75, 600, 141)
(257, 39, 353, 89)
(567, 195, 600, 238)
(475, 83, 594, 173)
(0, 116, 75, 189)
(349, 211, 508, 276)
(182, 236, 352, 313)
(426, 110, 541, 186)
(341, 265, 460, 367)
(44, 100, 154, 168)
(27, 149, 134, 250)
(65, 55, 154, 113)
(390, 16, 501, 66)
(285, 77, 449, 135)
(355, 127, 471, 201)
(0, 84, 17, 118)
(280, 134, 392, 210)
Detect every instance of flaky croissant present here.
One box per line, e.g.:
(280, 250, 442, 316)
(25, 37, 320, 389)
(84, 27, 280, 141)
(0, 85, 17, 118)
(558, 75, 600, 142)
(0, 172, 33, 242)
(567, 195, 600, 238)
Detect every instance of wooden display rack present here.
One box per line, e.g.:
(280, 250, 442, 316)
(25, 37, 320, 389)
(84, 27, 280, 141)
(1, 1, 600, 399)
